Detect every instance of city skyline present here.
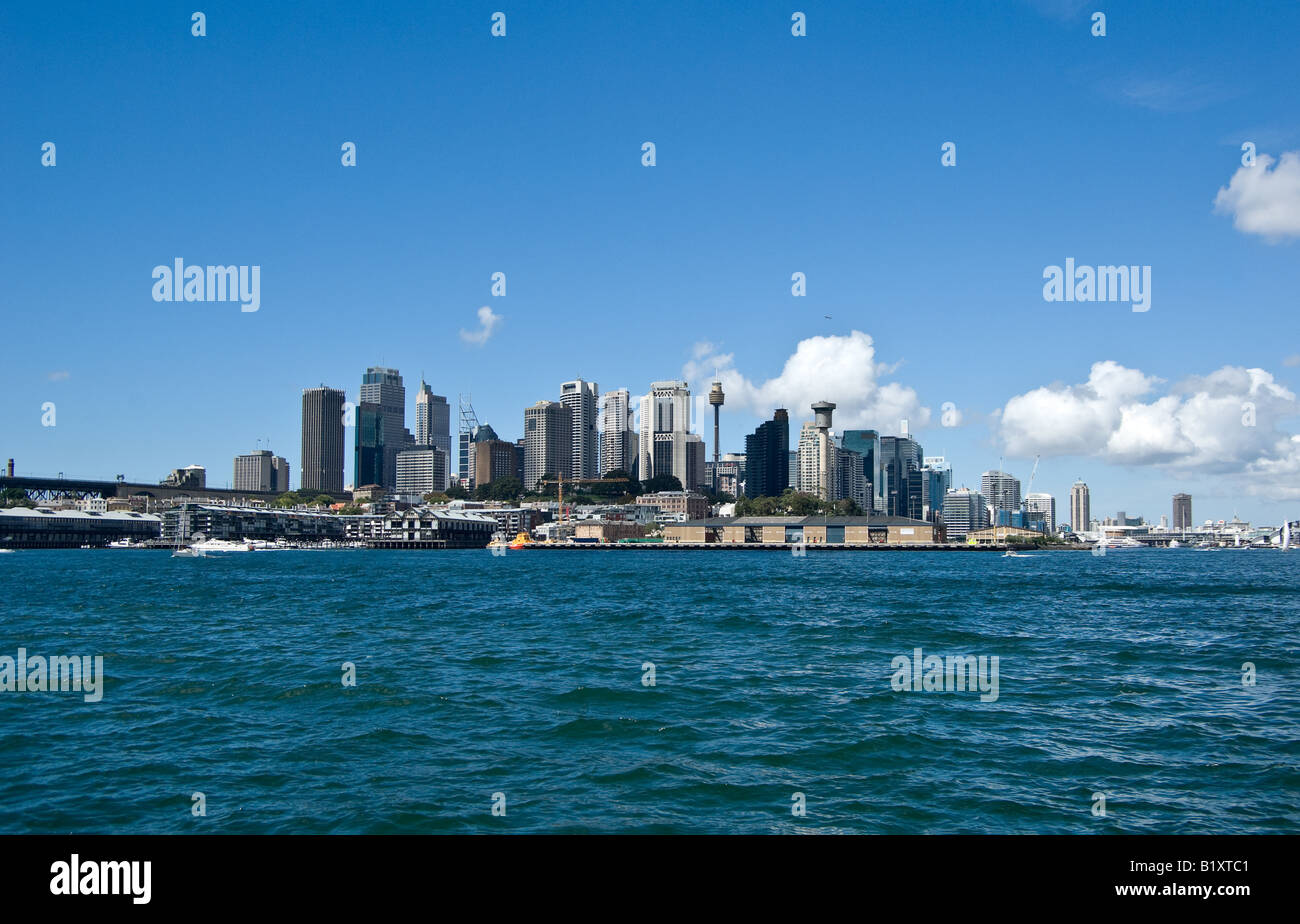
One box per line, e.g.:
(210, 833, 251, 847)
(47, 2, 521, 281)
(5, 2, 1299, 522)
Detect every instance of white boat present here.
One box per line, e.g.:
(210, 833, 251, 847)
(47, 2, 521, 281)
(191, 538, 254, 553)
(1002, 550, 1035, 558)
(172, 546, 205, 558)
(0, 548, 14, 554)
(1102, 536, 1145, 549)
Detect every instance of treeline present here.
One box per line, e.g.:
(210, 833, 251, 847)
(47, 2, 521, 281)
(734, 490, 865, 517)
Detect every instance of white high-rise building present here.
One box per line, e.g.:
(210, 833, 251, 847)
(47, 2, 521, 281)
(396, 447, 448, 496)
(638, 381, 692, 488)
(796, 402, 838, 500)
(1025, 492, 1056, 532)
(981, 470, 1022, 514)
(600, 388, 636, 477)
(560, 378, 600, 481)
(943, 488, 990, 538)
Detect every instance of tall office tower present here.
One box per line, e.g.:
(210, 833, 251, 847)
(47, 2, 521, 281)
(233, 450, 291, 493)
(414, 381, 451, 451)
(560, 379, 600, 480)
(524, 401, 573, 491)
(514, 438, 526, 484)
(921, 457, 953, 522)
(1026, 493, 1056, 532)
(685, 434, 706, 492)
(474, 437, 520, 488)
(600, 388, 636, 476)
(744, 409, 790, 498)
(395, 446, 448, 496)
(357, 367, 411, 490)
(981, 470, 1022, 515)
(638, 380, 692, 487)
(842, 430, 884, 512)
(457, 395, 480, 489)
(1172, 493, 1192, 531)
(795, 402, 837, 500)
(836, 446, 867, 509)
(880, 433, 923, 517)
(943, 488, 990, 538)
(1070, 480, 1091, 532)
(354, 401, 385, 488)
(708, 379, 725, 492)
(301, 386, 346, 494)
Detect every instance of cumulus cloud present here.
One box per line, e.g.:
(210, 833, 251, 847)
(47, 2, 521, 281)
(998, 361, 1300, 497)
(1214, 151, 1300, 240)
(459, 306, 501, 346)
(683, 330, 929, 431)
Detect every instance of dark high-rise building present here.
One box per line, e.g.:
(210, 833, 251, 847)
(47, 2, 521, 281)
(301, 386, 345, 494)
(1172, 493, 1192, 531)
(744, 409, 790, 498)
(842, 429, 883, 512)
(880, 435, 923, 517)
(357, 367, 411, 489)
(354, 402, 385, 488)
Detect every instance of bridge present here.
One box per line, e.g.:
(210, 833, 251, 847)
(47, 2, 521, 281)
(0, 475, 347, 505)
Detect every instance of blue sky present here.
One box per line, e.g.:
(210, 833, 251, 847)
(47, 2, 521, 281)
(3, 0, 1298, 523)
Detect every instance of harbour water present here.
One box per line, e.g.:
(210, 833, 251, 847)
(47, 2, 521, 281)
(1, 548, 1297, 833)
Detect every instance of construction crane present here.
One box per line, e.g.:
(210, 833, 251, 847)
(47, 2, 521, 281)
(539, 474, 630, 528)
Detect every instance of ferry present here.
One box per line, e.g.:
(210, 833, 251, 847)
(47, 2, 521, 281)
(507, 531, 533, 550)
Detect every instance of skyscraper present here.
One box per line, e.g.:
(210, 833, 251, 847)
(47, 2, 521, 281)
(1172, 493, 1192, 531)
(1070, 481, 1091, 532)
(395, 447, 448, 496)
(301, 386, 345, 494)
(1025, 493, 1056, 532)
(638, 380, 692, 487)
(524, 400, 572, 491)
(981, 470, 1022, 516)
(842, 430, 884, 512)
(357, 367, 411, 490)
(943, 488, 990, 538)
(600, 388, 636, 477)
(415, 382, 451, 452)
(796, 402, 838, 500)
(744, 409, 790, 498)
(880, 433, 923, 517)
(921, 457, 952, 522)
(457, 395, 480, 489)
(560, 379, 600, 480)
(234, 449, 290, 493)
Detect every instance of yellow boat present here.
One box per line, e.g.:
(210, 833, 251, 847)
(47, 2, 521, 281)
(507, 531, 533, 550)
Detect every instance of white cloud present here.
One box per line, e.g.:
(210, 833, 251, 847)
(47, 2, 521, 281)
(47, 370, 70, 382)
(459, 306, 501, 346)
(1214, 151, 1300, 240)
(1283, 354, 1300, 368)
(683, 330, 929, 431)
(998, 361, 1300, 497)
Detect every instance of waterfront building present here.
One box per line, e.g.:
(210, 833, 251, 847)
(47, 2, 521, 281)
(635, 491, 710, 521)
(301, 386, 346, 494)
(981, 470, 1022, 517)
(233, 450, 290, 493)
(1070, 481, 1091, 533)
(662, 514, 943, 546)
(524, 400, 573, 491)
(943, 488, 990, 539)
(744, 409, 790, 498)
(560, 379, 600, 481)
(638, 380, 692, 488)
(373, 508, 496, 549)
(395, 446, 449, 496)
(0, 507, 161, 548)
(1025, 492, 1056, 532)
(600, 388, 637, 476)
(1173, 493, 1193, 531)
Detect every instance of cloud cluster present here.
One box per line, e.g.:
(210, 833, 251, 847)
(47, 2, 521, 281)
(683, 331, 929, 431)
(459, 306, 501, 346)
(998, 361, 1300, 497)
(1214, 151, 1300, 240)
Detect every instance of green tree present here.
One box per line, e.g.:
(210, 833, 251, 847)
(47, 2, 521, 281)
(598, 470, 639, 497)
(489, 476, 523, 501)
(642, 474, 682, 494)
(445, 484, 469, 500)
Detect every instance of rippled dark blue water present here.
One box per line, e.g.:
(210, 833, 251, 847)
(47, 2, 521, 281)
(1, 548, 1297, 833)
